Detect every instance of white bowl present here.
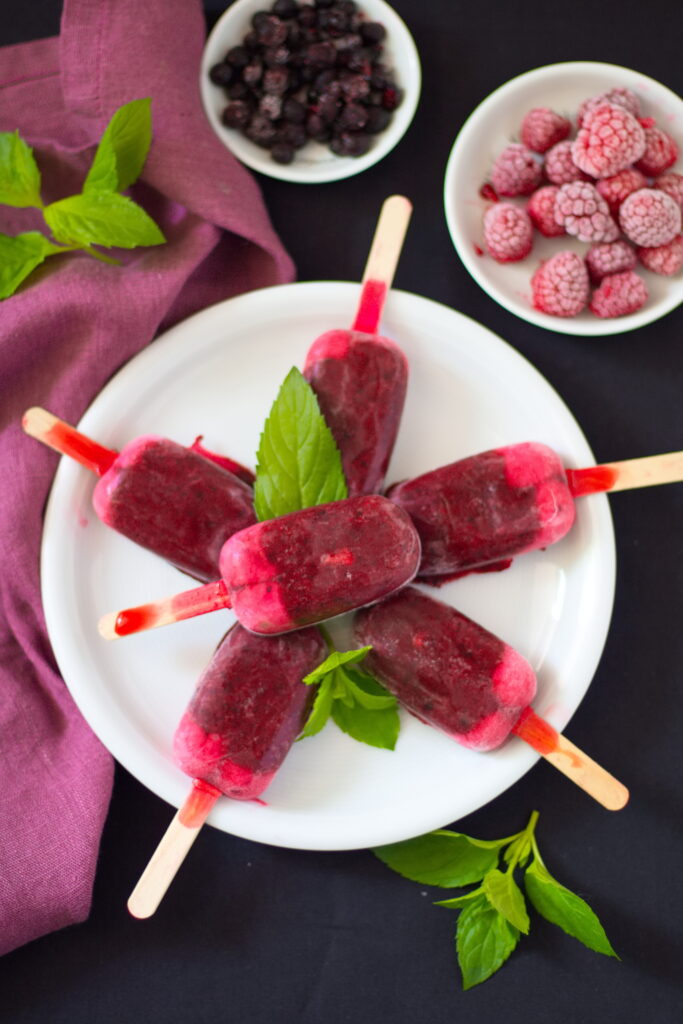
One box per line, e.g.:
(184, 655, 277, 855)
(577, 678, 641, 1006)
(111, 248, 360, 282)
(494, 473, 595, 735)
(443, 62, 683, 335)
(200, 0, 421, 183)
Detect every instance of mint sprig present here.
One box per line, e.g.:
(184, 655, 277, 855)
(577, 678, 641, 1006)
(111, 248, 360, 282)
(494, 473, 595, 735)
(0, 98, 164, 298)
(374, 810, 619, 989)
(253, 367, 348, 520)
(300, 639, 400, 750)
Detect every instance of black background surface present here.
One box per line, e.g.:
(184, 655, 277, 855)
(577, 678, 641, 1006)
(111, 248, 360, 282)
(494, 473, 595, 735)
(2, 2, 682, 1021)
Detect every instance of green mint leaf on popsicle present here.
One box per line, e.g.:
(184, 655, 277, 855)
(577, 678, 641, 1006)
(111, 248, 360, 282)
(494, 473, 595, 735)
(44, 192, 166, 250)
(524, 858, 619, 958)
(0, 131, 43, 208)
(83, 98, 153, 193)
(0, 232, 68, 299)
(456, 893, 520, 990)
(254, 367, 348, 520)
(300, 643, 399, 749)
(374, 830, 503, 888)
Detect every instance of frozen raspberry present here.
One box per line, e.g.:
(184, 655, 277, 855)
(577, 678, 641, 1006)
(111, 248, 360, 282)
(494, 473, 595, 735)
(554, 181, 619, 243)
(483, 203, 533, 262)
(520, 107, 571, 154)
(490, 143, 543, 197)
(637, 235, 683, 276)
(619, 188, 682, 247)
(596, 168, 648, 213)
(544, 140, 590, 185)
(572, 103, 646, 178)
(589, 270, 648, 317)
(634, 122, 679, 176)
(577, 87, 641, 126)
(585, 240, 636, 282)
(531, 250, 589, 317)
(527, 185, 565, 237)
(654, 172, 683, 211)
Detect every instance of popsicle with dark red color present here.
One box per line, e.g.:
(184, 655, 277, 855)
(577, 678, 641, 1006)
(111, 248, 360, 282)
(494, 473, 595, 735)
(22, 407, 256, 581)
(100, 494, 422, 639)
(354, 587, 628, 809)
(387, 441, 683, 581)
(127, 622, 326, 918)
(303, 195, 412, 497)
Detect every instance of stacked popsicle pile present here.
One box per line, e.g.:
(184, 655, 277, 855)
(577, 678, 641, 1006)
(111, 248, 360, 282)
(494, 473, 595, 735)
(24, 191, 683, 918)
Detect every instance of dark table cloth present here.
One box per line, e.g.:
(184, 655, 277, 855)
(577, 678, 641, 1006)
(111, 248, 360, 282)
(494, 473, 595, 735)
(1, 1, 681, 1021)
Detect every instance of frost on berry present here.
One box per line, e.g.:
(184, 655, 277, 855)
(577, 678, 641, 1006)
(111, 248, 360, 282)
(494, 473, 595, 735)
(527, 186, 565, 237)
(654, 172, 683, 211)
(572, 102, 646, 178)
(544, 140, 590, 185)
(596, 168, 648, 213)
(637, 235, 683, 276)
(635, 122, 679, 177)
(585, 240, 636, 282)
(554, 181, 620, 243)
(531, 250, 589, 317)
(520, 107, 571, 154)
(590, 270, 648, 318)
(577, 87, 641, 126)
(483, 202, 533, 262)
(619, 188, 682, 247)
(490, 143, 543, 197)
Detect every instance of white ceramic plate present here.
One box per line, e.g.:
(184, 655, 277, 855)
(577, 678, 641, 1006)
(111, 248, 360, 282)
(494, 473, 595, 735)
(41, 282, 615, 851)
(444, 62, 683, 335)
(200, 0, 421, 183)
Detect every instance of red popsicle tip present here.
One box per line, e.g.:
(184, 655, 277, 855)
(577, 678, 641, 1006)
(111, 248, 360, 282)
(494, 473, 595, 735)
(512, 706, 559, 754)
(565, 465, 619, 497)
(351, 279, 388, 334)
(178, 779, 221, 828)
(99, 579, 233, 639)
(22, 407, 117, 476)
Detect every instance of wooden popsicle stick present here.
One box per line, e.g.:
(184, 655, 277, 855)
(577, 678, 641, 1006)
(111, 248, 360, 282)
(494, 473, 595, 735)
(99, 578, 232, 639)
(128, 780, 220, 919)
(512, 708, 629, 811)
(566, 450, 683, 497)
(352, 194, 413, 334)
(22, 406, 118, 476)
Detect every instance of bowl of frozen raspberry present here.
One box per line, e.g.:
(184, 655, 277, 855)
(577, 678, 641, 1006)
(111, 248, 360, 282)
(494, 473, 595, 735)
(201, 0, 421, 183)
(443, 62, 683, 335)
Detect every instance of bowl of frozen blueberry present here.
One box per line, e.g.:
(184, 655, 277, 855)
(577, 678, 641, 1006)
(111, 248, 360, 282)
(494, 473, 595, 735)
(201, 0, 421, 183)
(443, 62, 683, 335)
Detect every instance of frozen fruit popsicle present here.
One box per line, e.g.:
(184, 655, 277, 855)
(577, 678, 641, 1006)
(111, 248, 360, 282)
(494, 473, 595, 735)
(303, 195, 412, 497)
(128, 622, 327, 918)
(354, 587, 628, 809)
(22, 407, 256, 582)
(388, 441, 683, 580)
(100, 494, 422, 639)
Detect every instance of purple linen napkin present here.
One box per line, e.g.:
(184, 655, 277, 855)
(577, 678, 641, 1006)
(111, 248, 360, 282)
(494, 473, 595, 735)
(0, 0, 294, 956)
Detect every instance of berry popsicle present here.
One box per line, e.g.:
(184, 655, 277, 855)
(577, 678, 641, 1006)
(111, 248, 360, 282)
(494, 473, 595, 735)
(303, 195, 412, 497)
(128, 622, 327, 918)
(387, 441, 683, 580)
(22, 407, 256, 582)
(354, 587, 628, 809)
(99, 494, 422, 639)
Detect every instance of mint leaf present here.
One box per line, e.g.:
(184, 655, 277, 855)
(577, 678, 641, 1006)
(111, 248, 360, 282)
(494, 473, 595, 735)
(254, 367, 347, 520)
(482, 869, 530, 934)
(84, 98, 152, 193)
(44, 192, 165, 249)
(456, 893, 520, 990)
(303, 646, 372, 686)
(434, 891, 483, 909)
(0, 131, 42, 208)
(373, 831, 501, 887)
(331, 678, 400, 749)
(524, 859, 618, 958)
(298, 674, 335, 739)
(0, 232, 66, 299)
